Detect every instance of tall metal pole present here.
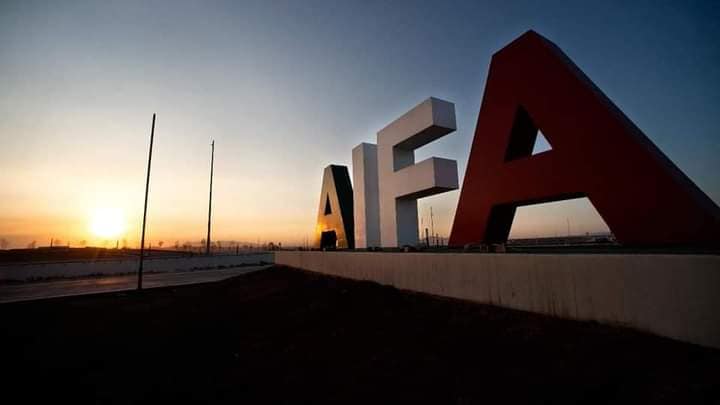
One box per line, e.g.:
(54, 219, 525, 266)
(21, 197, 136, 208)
(430, 206, 435, 247)
(205, 140, 214, 256)
(138, 113, 156, 291)
(567, 218, 571, 237)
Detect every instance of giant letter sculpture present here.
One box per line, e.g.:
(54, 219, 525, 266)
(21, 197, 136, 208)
(450, 31, 720, 247)
(353, 143, 381, 249)
(314, 165, 354, 249)
(373, 97, 459, 247)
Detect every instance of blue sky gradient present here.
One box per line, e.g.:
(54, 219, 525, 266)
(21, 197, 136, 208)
(1, 0, 718, 246)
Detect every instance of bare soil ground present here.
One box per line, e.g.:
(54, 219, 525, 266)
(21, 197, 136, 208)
(1, 266, 718, 404)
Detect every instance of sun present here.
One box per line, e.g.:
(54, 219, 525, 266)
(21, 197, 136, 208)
(90, 207, 126, 239)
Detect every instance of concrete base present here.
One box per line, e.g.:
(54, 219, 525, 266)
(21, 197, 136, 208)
(276, 251, 720, 349)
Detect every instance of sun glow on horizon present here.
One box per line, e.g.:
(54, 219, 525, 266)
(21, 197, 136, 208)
(89, 207, 126, 239)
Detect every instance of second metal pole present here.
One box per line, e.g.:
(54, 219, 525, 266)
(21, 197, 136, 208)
(138, 113, 156, 290)
(205, 140, 214, 256)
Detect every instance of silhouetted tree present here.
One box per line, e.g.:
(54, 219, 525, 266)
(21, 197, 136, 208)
(158, 241, 164, 248)
(28, 240, 37, 249)
(0, 238, 8, 249)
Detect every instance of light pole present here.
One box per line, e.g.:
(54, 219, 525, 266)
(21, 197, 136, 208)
(138, 113, 156, 290)
(206, 140, 214, 256)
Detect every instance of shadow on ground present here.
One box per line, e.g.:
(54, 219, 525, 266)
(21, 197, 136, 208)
(1, 265, 718, 404)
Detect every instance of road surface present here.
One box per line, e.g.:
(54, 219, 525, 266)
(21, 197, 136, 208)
(0, 266, 269, 304)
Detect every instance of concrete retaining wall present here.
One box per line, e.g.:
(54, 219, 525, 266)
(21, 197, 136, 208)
(276, 251, 720, 349)
(0, 253, 274, 282)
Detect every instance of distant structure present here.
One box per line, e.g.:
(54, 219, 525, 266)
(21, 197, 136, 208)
(314, 165, 354, 249)
(449, 31, 720, 247)
(353, 98, 459, 248)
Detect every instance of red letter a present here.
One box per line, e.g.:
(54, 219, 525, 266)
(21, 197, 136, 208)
(449, 31, 720, 247)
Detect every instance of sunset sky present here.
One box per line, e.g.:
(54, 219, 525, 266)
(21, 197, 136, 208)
(1, 0, 718, 248)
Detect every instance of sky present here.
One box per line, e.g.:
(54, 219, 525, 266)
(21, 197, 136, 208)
(1, 0, 718, 248)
